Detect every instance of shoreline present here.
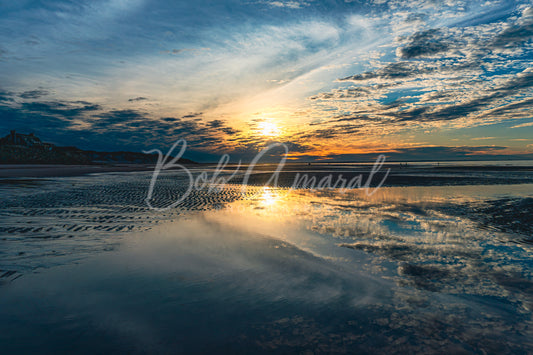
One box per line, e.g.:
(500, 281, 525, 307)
(0, 164, 161, 178)
(2, 163, 533, 185)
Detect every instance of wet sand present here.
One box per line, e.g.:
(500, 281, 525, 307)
(0, 164, 159, 178)
(0, 167, 532, 353)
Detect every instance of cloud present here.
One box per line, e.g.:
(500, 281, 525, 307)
(0, 97, 245, 158)
(511, 121, 533, 128)
(338, 61, 478, 82)
(404, 12, 428, 23)
(91, 109, 146, 128)
(309, 87, 371, 100)
(371, 69, 533, 123)
(310, 4, 533, 142)
(160, 48, 210, 55)
(128, 96, 148, 102)
(0, 102, 83, 138)
(491, 6, 533, 48)
(19, 89, 49, 99)
(182, 112, 203, 119)
(0, 90, 14, 103)
(21, 100, 101, 119)
(396, 29, 451, 59)
(339, 62, 426, 81)
(0, 0, 531, 160)
(470, 137, 496, 141)
(87, 109, 244, 152)
(259, 1, 310, 9)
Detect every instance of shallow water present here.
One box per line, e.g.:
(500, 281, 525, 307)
(0, 169, 532, 353)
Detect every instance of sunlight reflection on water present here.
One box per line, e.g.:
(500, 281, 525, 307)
(0, 173, 532, 353)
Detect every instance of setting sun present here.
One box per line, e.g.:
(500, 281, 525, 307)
(257, 121, 280, 137)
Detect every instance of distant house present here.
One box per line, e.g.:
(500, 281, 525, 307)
(2, 130, 41, 147)
(0, 130, 54, 151)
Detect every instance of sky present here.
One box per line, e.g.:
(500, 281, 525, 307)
(0, 0, 532, 162)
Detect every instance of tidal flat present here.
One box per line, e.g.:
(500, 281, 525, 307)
(1, 163, 532, 354)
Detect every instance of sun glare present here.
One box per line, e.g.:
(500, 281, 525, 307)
(259, 187, 280, 207)
(257, 121, 280, 137)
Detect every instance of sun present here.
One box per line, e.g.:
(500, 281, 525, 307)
(257, 121, 280, 137)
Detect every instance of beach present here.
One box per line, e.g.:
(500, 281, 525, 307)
(0, 163, 532, 353)
(0, 164, 161, 178)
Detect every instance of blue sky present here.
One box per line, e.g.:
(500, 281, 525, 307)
(0, 0, 532, 161)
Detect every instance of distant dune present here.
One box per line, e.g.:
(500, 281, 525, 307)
(0, 130, 196, 165)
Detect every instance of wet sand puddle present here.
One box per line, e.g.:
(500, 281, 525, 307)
(0, 170, 532, 353)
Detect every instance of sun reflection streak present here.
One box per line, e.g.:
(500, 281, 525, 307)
(259, 186, 281, 207)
